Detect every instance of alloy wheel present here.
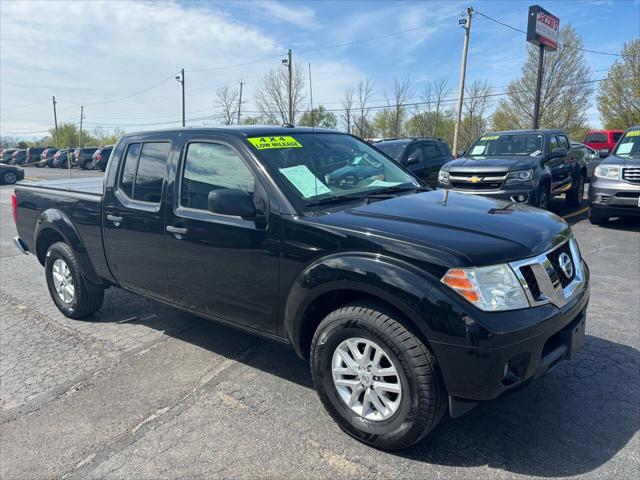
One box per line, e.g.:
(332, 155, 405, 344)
(331, 337, 402, 421)
(52, 258, 75, 304)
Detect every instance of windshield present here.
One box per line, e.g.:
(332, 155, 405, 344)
(374, 141, 409, 161)
(248, 133, 419, 207)
(468, 133, 544, 157)
(613, 130, 640, 157)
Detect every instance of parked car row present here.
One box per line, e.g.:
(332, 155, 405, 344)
(0, 145, 113, 171)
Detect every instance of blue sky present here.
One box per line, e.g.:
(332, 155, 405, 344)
(1, 0, 638, 138)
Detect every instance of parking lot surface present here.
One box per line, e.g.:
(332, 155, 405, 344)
(1, 167, 638, 479)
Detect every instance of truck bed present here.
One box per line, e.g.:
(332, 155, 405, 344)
(21, 176, 104, 196)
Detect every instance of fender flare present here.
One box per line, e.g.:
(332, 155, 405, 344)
(283, 252, 438, 357)
(34, 208, 102, 285)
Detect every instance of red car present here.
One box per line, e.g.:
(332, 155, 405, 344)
(583, 130, 624, 154)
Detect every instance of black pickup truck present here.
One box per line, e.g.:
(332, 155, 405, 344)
(438, 129, 587, 209)
(13, 127, 589, 450)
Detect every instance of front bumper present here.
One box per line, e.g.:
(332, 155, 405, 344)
(438, 183, 539, 205)
(429, 257, 590, 405)
(589, 176, 640, 217)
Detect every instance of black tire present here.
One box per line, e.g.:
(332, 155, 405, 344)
(2, 171, 19, 185)
(537, 183, 550, 210)
(81, 159, 90, 170)
(310, 303, 447, 450)
(45, 242, 104, 319)
(566, 172, 585, 207)
(589, 210, 609, 225)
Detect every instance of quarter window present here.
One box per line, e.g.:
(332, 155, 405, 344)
(180, 142, 254, 211)
(120, 143, 140, 198)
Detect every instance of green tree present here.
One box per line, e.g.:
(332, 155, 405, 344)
(371, 109, 395, 138)
(492, 25, 592, 139)
(298, 105, 338, 128)
(405, 112, 455, 145)
(597, 39, 640, 129)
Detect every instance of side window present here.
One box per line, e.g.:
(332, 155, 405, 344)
(133, 143, 170, 203)
(405, 144, 424, 162)
(612, 132, 622, 143)
(423, 144, 441, 162)
(180, 142, 255, 211)
(120, 143, 141, 198)
(559, 135, 571, 150)
(548, 135, 560, 152)
(437, 143, 451, 157)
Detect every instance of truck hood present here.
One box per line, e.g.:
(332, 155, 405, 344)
(309, 190, 570, 266)
(600, 155, 640, 167)
(444, 156, 538, 172)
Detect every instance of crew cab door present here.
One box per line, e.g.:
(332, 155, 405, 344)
(422, 143, 450, 187)
(103, 139, 172, 298)
(546, 134, 571, 194)
(402, 143, 428, 180)
(163, 136, 280, 334)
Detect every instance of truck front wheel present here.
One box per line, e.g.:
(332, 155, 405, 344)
(45, 242, 104, 319)
(310, 303, 446, 450)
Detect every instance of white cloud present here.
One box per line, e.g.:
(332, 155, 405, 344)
(253, 0, 317, 28)
(0, 0, 283, 135)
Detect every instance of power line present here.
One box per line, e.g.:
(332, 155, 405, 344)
(0, 98, 51, 112)
(474, 10, 628, 57)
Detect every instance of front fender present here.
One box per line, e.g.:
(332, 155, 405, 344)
(35, 209, 102, 285)
(283, 252, 438, 357)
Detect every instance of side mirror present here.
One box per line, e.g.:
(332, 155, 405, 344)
(550, 147, 567, 159)
(405, 156, 420, 166)
(599, 148, 610, 159)
(208, 189, 256, 219)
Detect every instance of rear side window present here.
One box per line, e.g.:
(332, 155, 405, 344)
(134, 143, 169, 203)
(180, 142, 254, 211)
(120, 143, 141, 198)
(437, 143, 451, 157)
(613, 132, 623, 143)
(423, 144, 441, 159)
(585, 133, 607, 143)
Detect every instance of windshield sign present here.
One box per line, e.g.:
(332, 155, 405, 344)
(247, 133, 419, 205)
(614, 130, 640, 157)
(468, 134, 544, 157)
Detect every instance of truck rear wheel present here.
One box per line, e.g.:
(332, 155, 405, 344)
(310, 302, 446, 450)
(45, 242, 104, 319)
(566, 173, 585, 207)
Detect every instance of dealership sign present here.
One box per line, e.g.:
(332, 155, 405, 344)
(527, 5, 559, 51)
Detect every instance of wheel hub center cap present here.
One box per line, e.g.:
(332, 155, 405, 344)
(358, 369, 372, 386)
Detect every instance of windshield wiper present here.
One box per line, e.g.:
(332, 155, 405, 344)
(363, 185, 430, 197)
(304, 194, 366, 207)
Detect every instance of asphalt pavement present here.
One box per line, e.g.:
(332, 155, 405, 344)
(0, 167, 638, 479)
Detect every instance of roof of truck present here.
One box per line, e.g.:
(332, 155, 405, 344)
(124, 125, 341, 138)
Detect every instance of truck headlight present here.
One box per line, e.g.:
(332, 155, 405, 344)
(438, 170, 450, 184)
(594, 165, 621, 180)
(506, 169, 533, 182)
(441, 264, 528, 311)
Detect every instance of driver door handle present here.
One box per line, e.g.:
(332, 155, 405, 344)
(106, 214, 123, 226)
(166, 225, 188, 239)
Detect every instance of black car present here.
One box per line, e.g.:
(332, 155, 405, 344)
(438, 130, 587, 209)
(0, 163, 24, 184)
(10, 149, 27, 165)
(588, 126, 640, 224)
(14, 126, 589, 450)
(74, 147, 99, 170)
(90, 145, 113, 171)
(375, 138, 452, 187)
(1, 149, 17, 163)
(52, 149, 74, 168)
(26, 147, 51, 166)
(571, 141, 600, 180)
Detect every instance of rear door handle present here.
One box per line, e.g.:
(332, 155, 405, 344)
(166, 225, 188, 239)
(106, 214, 123, 226)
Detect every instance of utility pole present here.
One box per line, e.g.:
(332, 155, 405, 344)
(175, 69, 185, 127)
(79, 105, 84, 148)
(308, 63, 314, 127)
(452, 7, 473, 157)
(532, 44, 545, 129)
(237, 81, 244, 125)
(52, 96, 59, 148)
(287, 49, 293, 124)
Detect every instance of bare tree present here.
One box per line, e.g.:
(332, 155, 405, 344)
(422, 77, 451, 136)
(385, 75, 413, 138)
(354, 79, 375, 138)
(255, 64, 305, 125)
(460, 80, 493, 150)
(341, 87, 355, 133)
(214, 86, 240, 125)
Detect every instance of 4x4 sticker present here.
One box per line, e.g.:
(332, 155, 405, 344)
(247, 136, 302, 149)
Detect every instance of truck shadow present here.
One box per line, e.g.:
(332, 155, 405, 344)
(110, 295, 638, 477)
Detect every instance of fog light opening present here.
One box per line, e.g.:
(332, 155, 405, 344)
(510, 194, 528, 203)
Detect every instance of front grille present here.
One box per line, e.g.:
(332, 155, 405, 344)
(449, 171, 507, 191)
(520, 265, 541, 299)
(546, 241, 575, 288)
(623, 167, 640, 184)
